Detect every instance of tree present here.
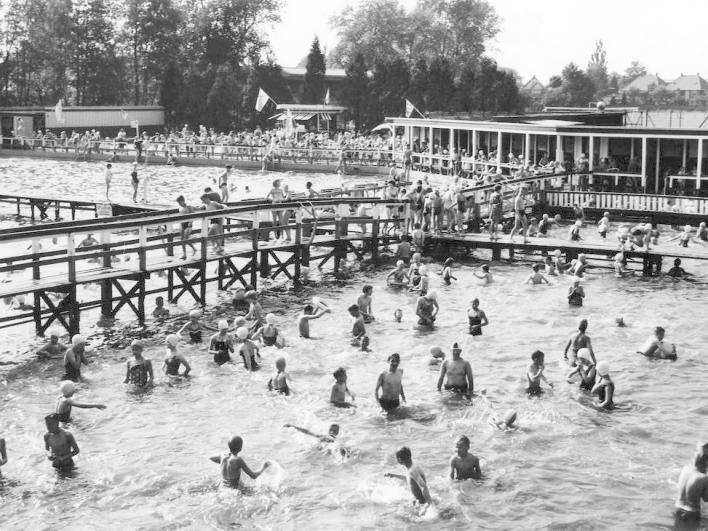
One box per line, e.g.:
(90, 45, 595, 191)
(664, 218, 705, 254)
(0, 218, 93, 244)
(160, 61, 181, 128)
(206, 65, 240, 131)
(426, 57, 455, 111)
(343, 52, 370, 129)
(408, 58, 428, 110)
(587, 40, 608, 94)
(303, 37, 326, 104)
(623, 61, 647, 84)
(242, 60, 293, 128)
(370, 58, 410, 122)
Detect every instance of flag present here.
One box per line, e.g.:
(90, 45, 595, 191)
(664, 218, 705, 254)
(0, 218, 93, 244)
(54, 99, 64, 123)
(130, 120, 139, 129)
(405, 99, 425, 118)
(120, 108, 128, 120)
(324, 88, 330, 105)
(255, 88, 271, 112)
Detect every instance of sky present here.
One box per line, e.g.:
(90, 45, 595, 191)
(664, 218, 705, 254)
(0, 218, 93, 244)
(269, 0, 708, 83)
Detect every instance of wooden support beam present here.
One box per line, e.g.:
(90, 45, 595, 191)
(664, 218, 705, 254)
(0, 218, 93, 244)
(259, 249, 270, 278)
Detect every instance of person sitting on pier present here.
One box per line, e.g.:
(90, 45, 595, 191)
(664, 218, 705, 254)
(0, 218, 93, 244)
(674, 442, 708, 529)
(474, 264, 493, 285)
(152, 296, 170, 319)
(209, 320, 235, 365)
(236, 327, 260, 371)
(357, 285, 375, 323)
(163, 334, 191, 377)
(387, 260, 410, 287)
(63, 335, 91, 382)
(199, 193, 226, 254)
(637, 326, 677, 360)
(297, 303, 330, 339)
(567, 279, 585, 307)
(124, 340, 154, 387)
(667, 258, 689, 278)
(55, 381, 106, 422)
(37, 329, 67, 359)
(591, 361, 614, 410)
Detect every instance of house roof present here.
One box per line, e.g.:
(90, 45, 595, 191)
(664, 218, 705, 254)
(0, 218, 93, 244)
(281, 67, 347, 79)
(666, 74, 708, 92)
(522, 76, 545, 92)
(621, 73, 665, 92)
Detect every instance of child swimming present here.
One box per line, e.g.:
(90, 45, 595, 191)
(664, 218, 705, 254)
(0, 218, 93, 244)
(298, 303, 330, 338)
(267, 357, 290, 395)
(330, 367, 356, 407)
(440, 258, 457, 285)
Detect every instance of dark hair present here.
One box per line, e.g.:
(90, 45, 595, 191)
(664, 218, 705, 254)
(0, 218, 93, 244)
(482, 264, 489, 271)
(444, 258, 453, 266)
(395, 446, 412, 462)
(45, 413, 59, 422)
(457, 435, 470, 446)
(532, 264, 540, 272)
(204, 187, 213, 192)
(674, 258, 682, 266)
(388, 352, 400, 362)
(176, 195, 185, 203)
(200, 193, 209, 201)
(303, 304, 314, 313)
(363, 285, 373, 294)
(306, 181, 312, 188)
(348, 304, 360, 314)
(225, 165, 232, 169)
(655, 326, 665, 336)
(228, 436, 243, 454)
(414, 223, 421, 229)
(531, 350, 545, 362)
(333, 367, 346, 379)
(578, 319, 588, 332)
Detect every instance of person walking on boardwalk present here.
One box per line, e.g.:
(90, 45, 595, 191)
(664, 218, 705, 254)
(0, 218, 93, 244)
(488, 184, 503, 241)
(509, 185, 529, 243)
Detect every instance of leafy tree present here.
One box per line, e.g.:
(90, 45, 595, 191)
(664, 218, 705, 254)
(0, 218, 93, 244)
(370, 58, 410, 122)
(426, 57, 455, 111)
(303, 37, 326, 104)
(206, 65, 240, 131)
(623, 61, 647, 84)
(343, 52, 370, 129)
(160, 61, 181, 128)
(408, 58, 428, 109)
(587, 40, 608, 94)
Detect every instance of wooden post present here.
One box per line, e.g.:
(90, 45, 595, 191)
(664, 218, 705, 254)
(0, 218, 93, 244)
(697, 139, 703, 190)
(167, 269, 174, 302)
(655, 138, 661, 194)
(259, 246, 270, 278)
(333, 217, 342, 273)
(496, 131, 502, 173)
(293, 209, 302, 288)
(100, 231, 112, 317)
(641, 137, 648, 191)
(16, 197, 20, 218)
(137, 225, 147, 323)
(491, 244, 501, 261)
(371, 205, 380, 265)
(54, 201, 60, 221)
(32, 238, 41, 335)
(67, 234, 76, 284)
(524, 133, 530, 166)
(68, 285, 80, 336)
(250, 229, 259, 287)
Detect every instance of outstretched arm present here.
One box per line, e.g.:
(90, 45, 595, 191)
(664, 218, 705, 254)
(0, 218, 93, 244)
(71, 401, 106, 410)
(238, 457, 269, 479)
(283, 424, 319, 439)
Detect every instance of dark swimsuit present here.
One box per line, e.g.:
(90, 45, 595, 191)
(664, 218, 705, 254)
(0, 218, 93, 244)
(63, 359, 81, 382)
(468, 313, 482, 336)
(568, 289, 583, 307)
(211, 338, 231, 365)
(189, 329, 202, 342)
(164, 356, 181, 376)
(538, 220, 549, 235)
(445, 383, 469, 394)
(579, 371, 595, 392)
(262, 332, 277, 347)
(379, 398, 400, 411)
(128, 362, 149, 387)
(527, 384, 543, 396)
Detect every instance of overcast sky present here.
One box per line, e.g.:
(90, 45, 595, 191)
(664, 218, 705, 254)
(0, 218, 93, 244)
(269, 0, 708, 83)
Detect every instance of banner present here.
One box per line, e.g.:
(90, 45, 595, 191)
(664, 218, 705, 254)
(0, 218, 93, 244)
(255, 88, 271, 112)
(405, 99, 425, 118)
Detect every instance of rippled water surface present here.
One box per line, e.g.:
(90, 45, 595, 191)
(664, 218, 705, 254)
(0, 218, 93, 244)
(0, 156, 707, 530)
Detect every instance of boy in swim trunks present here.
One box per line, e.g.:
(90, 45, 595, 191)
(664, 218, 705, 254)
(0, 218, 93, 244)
(449, 435, 481, 480)
(525, 263, 549, 285)
(563, 318, 596, 365)
(297, 303, 330, 338)
(209, 436, 269, 489)
(55, 381, 106, 422)
(375, 353, 406, 412)
(267, 357, 290, 395)
(526, 350, 553, 396)
(357, 285, 375, 323)
(330, 367, 356, 407)
(348, 304, 366, 346)
(385, 446, 432, 505)
(44, 413, 79, 472)
(674, 442, 708, 529)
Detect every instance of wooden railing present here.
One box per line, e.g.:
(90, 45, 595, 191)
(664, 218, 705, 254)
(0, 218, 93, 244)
(544, 190, 708, 215)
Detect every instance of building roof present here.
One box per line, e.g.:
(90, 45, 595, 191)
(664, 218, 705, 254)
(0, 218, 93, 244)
(276, 104, 348, 112)
(522, 76, 545, 92)
(621, 74, 665, 92)
(281, 67, 347, 79)
(666, 74, 708, 92)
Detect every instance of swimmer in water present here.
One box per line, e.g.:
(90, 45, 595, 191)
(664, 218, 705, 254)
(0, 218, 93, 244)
(37, 329, 67, 359)
(415, 291, 438, 328)
(563, 319, 596, 365)
(567, 278, 585, 307)
(674, 441, 708, 529)
(591, 360, 614, 409)
(449, 435, 481, 480)
(375, 353, 406, 412)
(525, 263, 549, 285)
(44, 413, 79, 472)
(490, 409, 518, 431)
(597, 212, 610, 238)
(348, 304, 366, 346)
(244, 291, 264, 333)
(284, 422, 342, 444)
(614, 252, 630, 277)
(543, 256, 558, 276)
(526, 350, 553, 396)
(637, 326, 677, 360)
(252, 313, 280, 347)
(152, 296, 170, 319)
(667, 258, 689, 278)
(565, 348, 596, 391)
(474, 264, 493, 284)
(55, 381, 106, 423)
(357, 285, 375, 323)
(209, 436, 269, 489)
(568, 220, 582, 241)
(668, 225, 698, 248)
(429, 346, 445, 366)
(437, 342, 473, 399)
(236, 326, 260, 371)
(209, 320, 235, 365)
(552, 249, 573, 274)
(297, 303, 330, 339)
(384, 446, 433, 505)
(330, 367, 356, 407)
(387, 260, 410, 287)
(572, 254, 588, 278)
(394, 309, 403, 322)
(163, 334, 191, 377)
(178, 309, 215, 343)
(124, 339, 154, 387)
(0, 437, 6, 478)
(267, 357, 290, 395)
(467, 298, 489, 336)
(63, 334, 91, 382)
(440, 258, 457, 285)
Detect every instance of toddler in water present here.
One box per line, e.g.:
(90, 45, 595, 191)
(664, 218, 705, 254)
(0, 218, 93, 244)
(330, 367, 356, 407)
(440, 258, 457, 285)
(568, 220, 582, 241)
(152, 296, 169, 318)
(268, 357, 291, 395)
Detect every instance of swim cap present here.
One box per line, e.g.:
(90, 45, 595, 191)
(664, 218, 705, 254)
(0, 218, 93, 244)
(685, 225, 692, 232)
(166, 334, 179, 347)
(234, 317, 246, 327)
(553, 249, 561, 258)
(396, 260, 404, 267)
(236, 326, 248, 339)
(614, 253, 624, 261)
(426, 290, 437, 300)
(575, 220, 582, 227)
(265, 313, 276, 325)
(188, 309, 201, 318)
(430, 346, 443, 357)
(131, 339, 144, 349)
(596, 360, 610, 376)
(218, 319, 229, 330)
(504, 410, 517, 426)
(60, 380, 75, 396)
(577, 348, 591, 361)
(71, 334, 85, 346)
(244, 290, 257, 299)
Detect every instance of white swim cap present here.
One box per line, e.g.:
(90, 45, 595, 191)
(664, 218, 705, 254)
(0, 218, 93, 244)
(575, 220, 582, 227)
(236, 326, 248, 340)
(396, 260, 404, 267)
(419, 265, 427, 275)
(427, 290, 437, 300)
(71, 334, 85, 346)
(218, 319, 229, 330)
(685, 225, 692, 232)
(59, 380, 75, 396)
(596, 360, 610, 376)
(166, 334, 179, 347)
(577, 348, 591, 361)
(188, 309, 201, 318)
(265, 313, 276, 325)
(429, 346, 443, 357)
(553, 249, 561, 258)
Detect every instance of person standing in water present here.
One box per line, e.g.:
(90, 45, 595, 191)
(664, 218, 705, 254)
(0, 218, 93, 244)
(357, 285, 375, 323)
(449, 435, 481, 480)
(163, 334, 191, 377)
(124, 339, 154, 387)
(104, 163, 112, 200)
(267, 357, 291, 395)
(330, 367, 356, 407)
(674, 442, 708, 530)
(637, 326, 677, 360)
(209, 320, 235, 365)
(37, 329, 67, 359)
(63, 335, 91, 382)
(209, 436, 270, 489)
(130, 162, 139, 203)
(526, 350, 553, 396)
(297, 303, 330, 338)
(55, 381, 106, 422)
(567, 278, 585, 307)
(375, 353, 406, 412)
(467, 298, 489, 336)
(437, 342, 474, 398)
(591, 360, 614, 409)
(44, 413, 79, 472)
(563, 319, 596, 365)
(384, 446, 432, 506)
(416, 290, 438, 328)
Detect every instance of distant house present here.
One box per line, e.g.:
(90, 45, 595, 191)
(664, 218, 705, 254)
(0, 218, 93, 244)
(665, 74, 708, 103)
(520, 76, 545, 98)
(281, 67, 348, 105)
(620, 73, 665, 93)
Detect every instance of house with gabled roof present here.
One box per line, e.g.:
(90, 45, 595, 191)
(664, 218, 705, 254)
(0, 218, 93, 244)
(666, 73, 708, 103)
(521, 76, 545, 98)
(620, 73, 665, 93)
